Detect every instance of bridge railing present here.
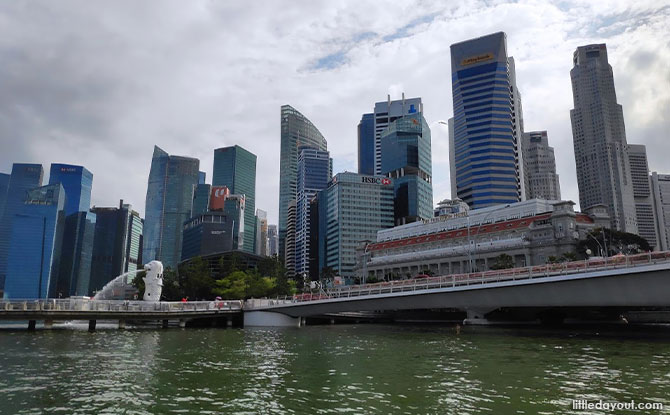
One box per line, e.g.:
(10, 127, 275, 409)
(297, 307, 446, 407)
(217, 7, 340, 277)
(0, 299, 243, 313)
(250, 251, 670, 306)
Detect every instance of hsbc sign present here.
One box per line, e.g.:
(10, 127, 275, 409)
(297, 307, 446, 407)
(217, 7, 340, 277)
(360, 176, 392, 185)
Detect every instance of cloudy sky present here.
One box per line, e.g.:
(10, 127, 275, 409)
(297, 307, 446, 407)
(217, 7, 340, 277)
(1, 0, 668, 224)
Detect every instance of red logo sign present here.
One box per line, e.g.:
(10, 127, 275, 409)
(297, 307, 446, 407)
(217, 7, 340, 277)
(381, 178, 392, 185)
(209, 186, 229, 211)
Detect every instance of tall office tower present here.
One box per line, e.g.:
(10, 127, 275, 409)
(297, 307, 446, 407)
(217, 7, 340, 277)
(651, 173, 670, 251)
(48, 164, 93, 216)
(213, 145, 257, 253)
(295, 148, 332, 276)
(0, 163, 43, 290)
(284, 200, 297, 276)
(358, 113, 375, 175)
(316, 173, 395, 278)
(373, 94, 422, 175)
(521, 131, 561, 200)
(628, 145, 658, 248)
(191, 184, 211, 218)
(449, 32, 525, 209)
(255, 209, 268, 256)
(57, 211, 96, 297)
(222, 194, 246, 250)
(198, 171, 206, 185)
(268, 224, 278, 256)
(90, 200, 143, 295)
(0, 173, 10, 220)
(570, 43, 637, 233)
(4, 184, 66, 299)
(279, 105, 328, 263)
(143, 146, 199, 268)
(381, 113, 433, 224)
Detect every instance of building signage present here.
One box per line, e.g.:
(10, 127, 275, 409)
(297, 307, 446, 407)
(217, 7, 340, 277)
(209, 186, 229, 211)
(59, 167, 78, 173)
(461, 52, 494, 66)
(423, 210, 469, 224)
(361, 176, 392, 185)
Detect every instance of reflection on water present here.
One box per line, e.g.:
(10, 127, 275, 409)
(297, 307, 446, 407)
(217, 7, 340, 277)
(1, 325, 669, 414)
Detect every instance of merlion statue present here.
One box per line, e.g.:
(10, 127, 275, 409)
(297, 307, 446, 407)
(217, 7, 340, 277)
(143, 260, 164, 302)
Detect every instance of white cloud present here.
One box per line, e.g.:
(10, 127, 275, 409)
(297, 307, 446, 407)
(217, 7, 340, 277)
(0, 0, 668, 224)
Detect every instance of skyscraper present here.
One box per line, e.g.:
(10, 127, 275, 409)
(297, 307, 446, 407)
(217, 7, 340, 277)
(373, 94, 422, 175)
(0, 163, 44, 290)
(278, 105, 328, 262)
(285, 200, 297, 276)
(57, 211, 96, 297)
(0, 173, 10, 220)
(380, 112, 433, 224)
(449, 32, 525, 209)
(4, 184, 66, 299)
(651, 172, 670, 251)
(213, 145, 257, 253)
(48, 164, 93, 216)
(628, 144, 657, 248)
(521, 131, 561, 200)
(143, 146, 199, 268)
(570, 43, 637, 233)
(358, 113, 375, 175)
(255, 209, 268, 256)
(90, 200, 143, 295)
(191, 183, 211, 218)
(295, 148, 331, 276)
(268, 224, 278, 256)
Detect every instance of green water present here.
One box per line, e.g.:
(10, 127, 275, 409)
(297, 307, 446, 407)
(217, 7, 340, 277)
(1, 324, 669, 414)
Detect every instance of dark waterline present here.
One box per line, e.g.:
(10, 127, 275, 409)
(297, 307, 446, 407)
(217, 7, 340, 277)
(1, 324, 669, 414)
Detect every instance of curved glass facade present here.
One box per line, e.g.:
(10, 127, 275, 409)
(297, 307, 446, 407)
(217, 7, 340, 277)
(278, 105, 327, 262)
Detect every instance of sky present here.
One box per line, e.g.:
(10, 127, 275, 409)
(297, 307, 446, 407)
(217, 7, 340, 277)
(1, 0, 668, 224)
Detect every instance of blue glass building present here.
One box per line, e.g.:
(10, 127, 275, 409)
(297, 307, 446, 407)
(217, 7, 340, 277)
(449, 32, 524, 209)
(295, 147, 331, 277)
(0, 173, 9, 220)
(0, 163, 44, 291)
(181, 212, 237, 261)
(4, 184, 65, 299)
(198, 171, 206, 185)
(143, 146, 200, 268)
(357, 113, 375, 175)
(48, 164, 93, 216)
(381, 113, 433, 225)
(191, 184, 211, 218)
(57, 211, 96, 297)
(213, 145, 256, 253)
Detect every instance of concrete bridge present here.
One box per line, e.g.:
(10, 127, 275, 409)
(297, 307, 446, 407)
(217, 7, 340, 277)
(244, 252, 670, 326)
(0, 299, 243, 330)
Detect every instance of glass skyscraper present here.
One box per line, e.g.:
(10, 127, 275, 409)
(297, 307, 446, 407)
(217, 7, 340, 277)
(57, 211, 96, 297)
(295, 148, 331, 277)
(191, 183, 211, 218)
(48, 163, 93, 216)
(449, 32, 524, 209)
(358, 113, 375, 175)
(4, 184, 65, 299)
(279, 105, 328, 263)
(381, 112, 433, 224)
(0, 163, 44, 291)
(0, 173, 10, 220)
(213, 145, 257, 253)
(90, 200, 143, 295)
(143, 146, 200, 268)
(373, 95, 423, 175)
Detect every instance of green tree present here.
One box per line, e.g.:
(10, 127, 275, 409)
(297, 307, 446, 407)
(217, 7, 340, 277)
(246, 271, 276, 298)
(179, 257, 214, 299)
(212, 270, 248, 299)
(490, 254, 515, 270)
(546, 256, 559, 264)
(131, 270, 147, 298)
(577, 228, 651, 257)
(161, 268, 182, 300)
(561, 252, 578, 262)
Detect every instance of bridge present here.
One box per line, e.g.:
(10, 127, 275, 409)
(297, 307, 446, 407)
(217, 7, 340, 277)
(0, 299, 243, 330)
(244, 252, 670, 326)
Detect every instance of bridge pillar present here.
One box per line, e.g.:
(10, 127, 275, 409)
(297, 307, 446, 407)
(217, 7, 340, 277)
(118, 320, 126, 329)
(244, 311, 300, 327)
(44, 319, 53, 329)
(179, 319, 186, 328)
(162, 319, 169, 328)
(226, 318, 233, 327)
(88, 320, 96, 332)
(28, 320, 36, 331)
(463, 309, 494, 326)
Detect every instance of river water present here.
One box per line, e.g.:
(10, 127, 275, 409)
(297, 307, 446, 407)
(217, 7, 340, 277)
(1, 324, 669, 414)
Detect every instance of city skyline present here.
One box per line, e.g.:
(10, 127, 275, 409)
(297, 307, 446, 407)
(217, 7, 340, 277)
(0, 1, 668, 226)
